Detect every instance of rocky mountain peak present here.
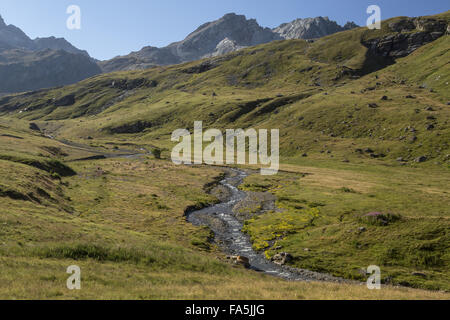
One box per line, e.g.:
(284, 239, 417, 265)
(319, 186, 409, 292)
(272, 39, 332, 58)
(222, 12, 240, 20)
(0, 13, 91, 57)
(220, 12, 258, 24)
(33, 36, 90, 57)
(274, 16, 358, 40)
(0, 13, 100, 94)
(176, 13, 280, 61)
(343, 21, 359, 30)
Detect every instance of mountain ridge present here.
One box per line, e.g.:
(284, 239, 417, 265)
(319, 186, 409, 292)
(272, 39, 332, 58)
(0, 14, 101, 94)
(99, 13, 358, 72)
(0, 14, 90, 56)
(0, 12, 360, 90)
(273, 16, 358, 39)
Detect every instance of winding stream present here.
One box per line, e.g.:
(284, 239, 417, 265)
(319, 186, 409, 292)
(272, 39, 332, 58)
(187, 168, 345, 282)
(52, 136, 342, 282)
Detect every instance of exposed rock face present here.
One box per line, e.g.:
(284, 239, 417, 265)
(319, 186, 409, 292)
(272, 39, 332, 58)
(210, 38, 245, 57)
(0, 16, 32, 50)
(389, 17, 447, 33)
(0, 49, 101, 93)
(273, 16, 358, 40)
(364, 17, 448, 58)
(0, 14, 100, 94)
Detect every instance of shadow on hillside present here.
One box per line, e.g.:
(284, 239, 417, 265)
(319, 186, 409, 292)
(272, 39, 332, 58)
(359, 49, 396, 76)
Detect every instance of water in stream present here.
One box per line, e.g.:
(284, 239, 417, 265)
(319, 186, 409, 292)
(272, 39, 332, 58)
(187, 169, 344, 282)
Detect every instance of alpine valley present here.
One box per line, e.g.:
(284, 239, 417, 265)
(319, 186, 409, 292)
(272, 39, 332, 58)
(0, 10, 449, 299)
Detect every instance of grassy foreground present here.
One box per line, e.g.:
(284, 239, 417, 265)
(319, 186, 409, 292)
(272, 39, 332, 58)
(0, 124, 448, 299)
(1, 256, 448, 300)
(240, 160, 449, 291)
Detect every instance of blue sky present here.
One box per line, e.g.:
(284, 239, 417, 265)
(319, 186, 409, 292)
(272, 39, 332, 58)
(0, 0, 448, 60)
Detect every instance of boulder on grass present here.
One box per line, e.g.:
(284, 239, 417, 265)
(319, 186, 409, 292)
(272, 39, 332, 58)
(229, 256, 250, 268)
(271, 252, 293, 265)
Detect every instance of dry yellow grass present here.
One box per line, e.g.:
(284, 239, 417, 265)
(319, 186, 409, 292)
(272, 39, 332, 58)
(1, 256, 448, 300)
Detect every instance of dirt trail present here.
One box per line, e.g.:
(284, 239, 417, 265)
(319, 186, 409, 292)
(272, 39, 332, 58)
(47, 136, 150, 161)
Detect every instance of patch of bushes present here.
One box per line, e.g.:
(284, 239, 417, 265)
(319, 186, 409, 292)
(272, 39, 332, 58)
(308, 201, 326, 208)
(152, 147, 162, 159)
(240, 182, 272, 192)
(277, 197, 307, 209)
(35, 244, 138, 263)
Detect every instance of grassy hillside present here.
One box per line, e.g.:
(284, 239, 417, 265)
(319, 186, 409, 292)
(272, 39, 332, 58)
(0, 12, 449, 298)
(0, 13, 448, 165)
